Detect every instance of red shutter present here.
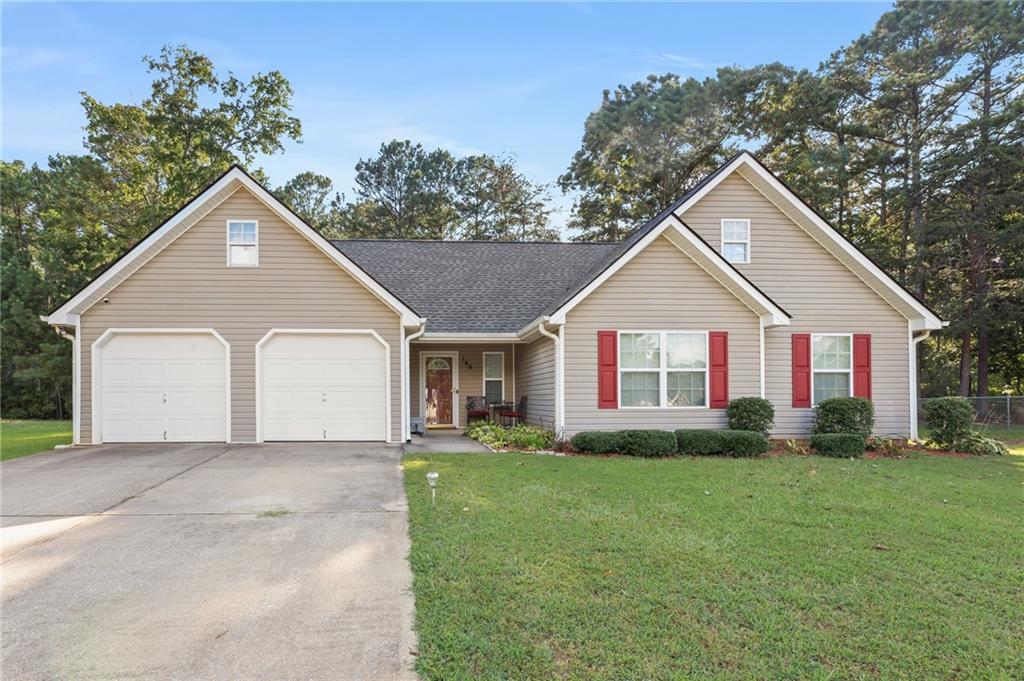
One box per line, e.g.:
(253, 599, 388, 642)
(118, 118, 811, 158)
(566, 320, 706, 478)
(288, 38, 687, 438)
(792, 333, 811, 408)
(708, 331, 729, 408)
(597, 331, 618, 409)
(853, 333, 872, 399)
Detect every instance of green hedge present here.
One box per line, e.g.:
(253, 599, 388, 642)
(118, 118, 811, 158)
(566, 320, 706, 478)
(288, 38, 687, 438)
(676, 429, 770, 457)
(726, 397, 775, 435)
(812, 397, 875, 436)
(923, 397, 975, 446)
(810, 433, 866, 457)
(570, 431, 621, 454)
(617, 430, 678, 457)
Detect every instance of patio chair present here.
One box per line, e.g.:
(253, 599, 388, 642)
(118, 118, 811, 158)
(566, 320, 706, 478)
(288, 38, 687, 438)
(466, 395, 489, 423)
(498, 396, 527, 427)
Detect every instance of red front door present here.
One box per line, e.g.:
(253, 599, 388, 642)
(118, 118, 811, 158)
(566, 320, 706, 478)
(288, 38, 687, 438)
(425, 356, 454, 426)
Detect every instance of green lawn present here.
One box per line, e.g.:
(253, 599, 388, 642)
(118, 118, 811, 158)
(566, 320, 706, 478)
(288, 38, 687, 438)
(403, 452, 1023, 680)
(0, 420, 72, 460)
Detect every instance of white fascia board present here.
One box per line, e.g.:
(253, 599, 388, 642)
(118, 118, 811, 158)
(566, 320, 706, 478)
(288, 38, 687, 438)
(730, 154, 944, 330)
(547, 215, 789, 327)
(46, 167, 425, 328)
(419, 332, 521, 343)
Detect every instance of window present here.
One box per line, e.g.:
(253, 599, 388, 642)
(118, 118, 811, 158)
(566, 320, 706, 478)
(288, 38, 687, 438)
(227, 220, 258, 266)
(812, 334, 852, 404)
(721, 219, 750, 264)
(483, 352, 504, 404)
(619, 331, 707, 408)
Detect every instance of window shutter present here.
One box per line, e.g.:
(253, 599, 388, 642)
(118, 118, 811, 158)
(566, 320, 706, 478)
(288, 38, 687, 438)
(792, 333, 811, 408)
(597, 331, 618, 409)
(853, 334, 872, 399)
(708, 331, 729, 408)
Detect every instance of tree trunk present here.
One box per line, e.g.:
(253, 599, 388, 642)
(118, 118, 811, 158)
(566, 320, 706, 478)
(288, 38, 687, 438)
(976, 327, 990, 396)
(959, 332, 972, 396)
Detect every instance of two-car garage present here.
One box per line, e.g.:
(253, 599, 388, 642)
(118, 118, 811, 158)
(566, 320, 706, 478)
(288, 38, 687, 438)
(93, 329, 389, 444)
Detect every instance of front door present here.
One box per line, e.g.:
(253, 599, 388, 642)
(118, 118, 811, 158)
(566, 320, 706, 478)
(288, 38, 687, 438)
(425, 355, 455, 427)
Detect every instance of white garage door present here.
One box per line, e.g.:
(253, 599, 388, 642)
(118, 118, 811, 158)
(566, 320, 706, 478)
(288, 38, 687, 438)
(98, 332, 228, 443)
(260, 332, 387, 441)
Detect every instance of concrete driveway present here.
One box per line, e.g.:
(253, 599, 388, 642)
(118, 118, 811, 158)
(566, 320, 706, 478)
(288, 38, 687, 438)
(1, 443, 417, 680)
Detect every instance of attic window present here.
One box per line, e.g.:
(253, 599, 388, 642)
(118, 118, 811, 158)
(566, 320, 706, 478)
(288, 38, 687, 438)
(227, 220, 258, 267)
(721, 219, 750, 264)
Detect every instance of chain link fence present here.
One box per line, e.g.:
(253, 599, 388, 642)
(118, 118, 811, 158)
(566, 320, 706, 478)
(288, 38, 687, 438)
(919, 396, 1024, 428)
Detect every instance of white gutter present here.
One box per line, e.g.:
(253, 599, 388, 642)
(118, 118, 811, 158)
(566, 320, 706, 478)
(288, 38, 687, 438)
(536, 317, 564, 437)
(758, 316, 766, 399)
(908, 328, 931, 441)
(403, 321, 427, 442)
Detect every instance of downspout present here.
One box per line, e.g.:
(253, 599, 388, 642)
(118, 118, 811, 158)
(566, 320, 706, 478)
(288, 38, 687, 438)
(403, 321, 427, 442)
(51, 321, 80, 445)
(536, 317, 563, 437)
(758, 316, 767, 399)
(909, 329, 931, 441)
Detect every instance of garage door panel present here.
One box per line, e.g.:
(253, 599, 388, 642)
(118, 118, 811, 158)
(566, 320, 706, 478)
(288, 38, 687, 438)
(99, 333, 227, 443)
(260, 333, 387, 442)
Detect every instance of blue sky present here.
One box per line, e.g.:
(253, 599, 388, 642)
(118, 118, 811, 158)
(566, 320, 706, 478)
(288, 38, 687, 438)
(3, 2, 889, 230)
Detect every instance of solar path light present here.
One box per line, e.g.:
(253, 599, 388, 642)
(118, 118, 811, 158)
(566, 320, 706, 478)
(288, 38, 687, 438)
(426, 472, 439, 508)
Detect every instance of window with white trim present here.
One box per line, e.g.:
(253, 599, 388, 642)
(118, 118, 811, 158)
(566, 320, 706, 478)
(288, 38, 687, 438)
(483, 352, 504, 404)
(619, 332, 707, 408)
(227, 220, 258, 267)
(812, 334, 852, 404)
(721, 219, 750, 264)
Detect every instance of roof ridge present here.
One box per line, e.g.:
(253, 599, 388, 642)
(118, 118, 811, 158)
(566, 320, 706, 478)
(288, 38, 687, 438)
(332, 238, 619, 245)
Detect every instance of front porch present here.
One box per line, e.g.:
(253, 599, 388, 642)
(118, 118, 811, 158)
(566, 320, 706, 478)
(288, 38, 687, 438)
(408, 338, 555, 441)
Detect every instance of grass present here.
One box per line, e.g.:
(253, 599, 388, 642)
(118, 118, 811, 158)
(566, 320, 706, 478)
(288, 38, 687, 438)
(0, 420, 72, 461)
(403, 452, 1023, 680)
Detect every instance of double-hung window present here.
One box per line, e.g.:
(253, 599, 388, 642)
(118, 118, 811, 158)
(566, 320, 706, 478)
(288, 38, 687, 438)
(482, 352, 504, 404)
(812, 334, 852, 404)
(619, 331, 707, 408)
(721, 219, 750, 264)
(227, 220, 258, 267)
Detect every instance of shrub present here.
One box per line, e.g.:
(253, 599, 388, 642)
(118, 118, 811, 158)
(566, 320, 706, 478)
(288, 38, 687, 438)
(784, 438, 810, 456)
(676, 429, 770, 457)
(949, 432, 1008, 457)
(812, 397, 874, 436)
(466, 421, 554, 451)
(810, 433, 866, 457)
(676, 429, 726, 455)
(570, 431, 622, 454)
(721, 430, 771, 457)
(867, 437, 905, 458)
(616, 430, 678, 457)
(923, 397, 975, 447)
(726, 397, 774, 435)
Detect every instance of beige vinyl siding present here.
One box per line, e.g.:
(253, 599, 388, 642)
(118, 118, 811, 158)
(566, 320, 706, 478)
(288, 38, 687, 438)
(681, 173, 911, 436)
(80, 187, 403, 443)
(563, 236, 761, 435)
(514, 336, 555, 429)
(410, 343, 514, 426)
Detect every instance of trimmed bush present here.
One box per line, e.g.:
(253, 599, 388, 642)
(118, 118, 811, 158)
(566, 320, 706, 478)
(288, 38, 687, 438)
(676, 429, 770, 457)
(726, 397, 775, 435)
(721, 430, 771, 457)
(812, 397, 874, 436)
(616, 430, 678, 457)
(676, 429, 726, 455)
(465, 421, 554, 450)
(810, 433, 866, 457)
(923, 397, 975, 447)
(570, 431, 621, 454)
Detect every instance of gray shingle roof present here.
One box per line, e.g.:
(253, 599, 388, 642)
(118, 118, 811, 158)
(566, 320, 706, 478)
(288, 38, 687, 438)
(332, 240, 619, 332)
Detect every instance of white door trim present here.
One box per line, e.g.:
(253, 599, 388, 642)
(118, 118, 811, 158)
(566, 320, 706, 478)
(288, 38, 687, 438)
(90, 328, 231, 445)
(419, 351, 460, 428)
(255, 328, 392, 443)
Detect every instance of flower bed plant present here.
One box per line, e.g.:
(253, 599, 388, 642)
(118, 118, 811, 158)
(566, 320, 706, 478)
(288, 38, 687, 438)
(465, 421, 555, 451)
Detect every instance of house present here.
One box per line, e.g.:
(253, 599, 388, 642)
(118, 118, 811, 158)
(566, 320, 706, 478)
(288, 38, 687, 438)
(44, 152, 945, 446)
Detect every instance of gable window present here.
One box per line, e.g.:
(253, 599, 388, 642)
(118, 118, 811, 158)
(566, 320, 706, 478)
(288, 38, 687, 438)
(483, 352, 504, 404)
(619, 331, 707, 408)
(227, 220, 258, 267)
(812, 334, 852, 404)
(721, 219, 750, 264)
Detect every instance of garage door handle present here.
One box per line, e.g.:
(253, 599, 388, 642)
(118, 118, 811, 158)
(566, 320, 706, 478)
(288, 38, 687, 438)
(323, 429, 326, 440)
(163, 430, 167, 440)
(162, 393, 167, 404)
(322, 392, 326, 402)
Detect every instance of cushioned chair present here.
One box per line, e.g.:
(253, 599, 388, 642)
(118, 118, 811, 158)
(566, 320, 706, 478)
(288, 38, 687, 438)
(499, 396, 527, 427)
(466, 395, 489, 423)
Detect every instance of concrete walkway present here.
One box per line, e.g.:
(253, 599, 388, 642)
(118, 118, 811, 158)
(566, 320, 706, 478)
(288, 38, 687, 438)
(403, 429, 492, 454)
(1, 443, 417, 681)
